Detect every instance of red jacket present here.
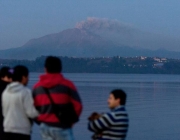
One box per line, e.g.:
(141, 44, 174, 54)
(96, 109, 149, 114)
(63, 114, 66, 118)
(33, 73, 82, 127)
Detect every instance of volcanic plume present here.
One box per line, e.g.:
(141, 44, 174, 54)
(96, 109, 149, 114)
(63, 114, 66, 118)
(76, 17, 180, 51)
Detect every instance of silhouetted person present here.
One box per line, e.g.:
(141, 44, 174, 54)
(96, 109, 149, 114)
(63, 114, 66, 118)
(2, 65, 38, 140)
(0, 67, 12, 140)
(88, 89, 129, 140)
(33, 56, 82, 140)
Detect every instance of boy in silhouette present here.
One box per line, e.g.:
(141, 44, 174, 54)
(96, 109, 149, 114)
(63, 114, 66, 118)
(2, 65, 38, 140)
(0, 67, 12, 140)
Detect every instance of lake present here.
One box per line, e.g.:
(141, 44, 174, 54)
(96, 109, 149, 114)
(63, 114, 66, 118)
(29, 73, 180, 140)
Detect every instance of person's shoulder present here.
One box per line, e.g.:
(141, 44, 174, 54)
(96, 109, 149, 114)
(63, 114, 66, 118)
(0, 80, 9, 93)
(115, 106, 128, 113)
(103, 110, 125, 118)
(62, 77, 77, 91)
(101, 112, 114, 119)
(33, 81, 41, 89)
(0, 80, 9, 86)
(22, 86, 32, 95)
(23, 85, 31, 91)
(101, 111, 127, 122)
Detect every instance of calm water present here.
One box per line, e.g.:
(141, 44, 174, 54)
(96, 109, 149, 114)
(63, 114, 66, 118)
(28, 73, 180, 140)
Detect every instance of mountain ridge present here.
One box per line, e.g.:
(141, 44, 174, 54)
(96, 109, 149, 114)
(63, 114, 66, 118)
(0, 28, 180, 60)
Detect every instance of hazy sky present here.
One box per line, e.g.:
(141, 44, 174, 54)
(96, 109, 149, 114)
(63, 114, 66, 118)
(1, 0, 180, 50)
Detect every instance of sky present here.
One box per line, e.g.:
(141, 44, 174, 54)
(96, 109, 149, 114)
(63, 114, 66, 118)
(1, 0, 180, 50)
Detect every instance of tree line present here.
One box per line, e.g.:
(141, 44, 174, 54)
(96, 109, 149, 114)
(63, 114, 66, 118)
(0, 56, 180, 74)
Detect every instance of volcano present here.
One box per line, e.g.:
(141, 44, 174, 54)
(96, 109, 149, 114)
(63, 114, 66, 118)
(0, 27, 180, 59)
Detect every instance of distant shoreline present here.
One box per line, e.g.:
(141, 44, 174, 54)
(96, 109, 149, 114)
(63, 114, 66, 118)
(1, 56, 180, 74)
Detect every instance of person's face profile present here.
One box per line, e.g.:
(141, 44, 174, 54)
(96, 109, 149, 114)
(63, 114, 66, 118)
(107, 93, 120, 109)
(1, 76, 12, 83)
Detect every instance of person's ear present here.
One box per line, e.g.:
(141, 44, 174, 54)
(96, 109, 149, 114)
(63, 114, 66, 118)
(117, 98, 121, 105)
(21, 76, 25, 84)
(22, 76, 28, 85)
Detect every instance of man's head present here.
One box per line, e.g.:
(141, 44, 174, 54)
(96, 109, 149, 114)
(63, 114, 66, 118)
(107, 89, 127, 109)
(45, 56, 62, 73)
(0, 67, 12, 82)
(12, 65, 29, 86)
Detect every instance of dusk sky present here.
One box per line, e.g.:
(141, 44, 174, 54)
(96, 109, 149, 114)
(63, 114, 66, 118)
(1, 0, 180, 50)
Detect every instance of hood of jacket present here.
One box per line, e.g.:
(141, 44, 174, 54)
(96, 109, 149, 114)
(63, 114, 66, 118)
(6, 82, 25, 93)
(37, 73, 65, 88)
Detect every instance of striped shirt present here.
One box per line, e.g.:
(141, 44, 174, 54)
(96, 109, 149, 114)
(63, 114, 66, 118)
(88, 106, 128, 140)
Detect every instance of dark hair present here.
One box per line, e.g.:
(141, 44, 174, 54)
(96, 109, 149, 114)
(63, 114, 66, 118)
(0, 67, 12, 78)
(111, 89, 127, 105)
(12, 65, 29, 82)
(45, 56, 62, 73)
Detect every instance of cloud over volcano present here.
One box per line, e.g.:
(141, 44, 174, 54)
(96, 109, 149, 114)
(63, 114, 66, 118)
(76, 17, 180, 51)
(75, 17, 132, 33)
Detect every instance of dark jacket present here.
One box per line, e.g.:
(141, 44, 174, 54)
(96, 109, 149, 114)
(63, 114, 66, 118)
(33, 73, 82, 127)
(0, 79, 9, 139)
